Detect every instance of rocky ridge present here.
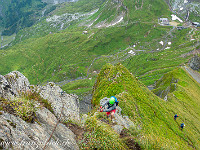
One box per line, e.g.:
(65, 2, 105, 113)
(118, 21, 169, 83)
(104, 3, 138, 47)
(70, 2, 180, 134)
(0, 71, 80, 150)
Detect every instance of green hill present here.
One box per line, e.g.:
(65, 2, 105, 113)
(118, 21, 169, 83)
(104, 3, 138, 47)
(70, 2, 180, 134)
(0, 0, 194, 84)
(0, 0, 199, 99)
(89, 63, 200, 149)
(0, 0, 47, 36)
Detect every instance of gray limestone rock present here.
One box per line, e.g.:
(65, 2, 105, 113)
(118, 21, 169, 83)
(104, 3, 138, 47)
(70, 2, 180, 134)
(0, 108, 79, 150)
(0, 71, 80, 150)
(4, 71, 30, 96)
(189, 56, 200, 71)
(0, 75, 15, 99)
(39, 82, 80, 122)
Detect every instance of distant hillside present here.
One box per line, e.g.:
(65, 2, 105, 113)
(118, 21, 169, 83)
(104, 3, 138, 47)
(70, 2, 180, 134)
(42, 0, 77, 4)
(165, 0, 200, 22)
(0, 0, 47, 36)
(0, 0, 199, 94)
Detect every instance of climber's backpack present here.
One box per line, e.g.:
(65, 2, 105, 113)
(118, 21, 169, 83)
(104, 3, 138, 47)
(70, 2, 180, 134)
(111, 96, 119, 106)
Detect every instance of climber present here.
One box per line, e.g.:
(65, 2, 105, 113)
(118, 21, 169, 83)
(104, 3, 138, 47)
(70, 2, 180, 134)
(174, 114, 179, 120)
(100, 96, 119, 121)
(180, 123, 185, 131)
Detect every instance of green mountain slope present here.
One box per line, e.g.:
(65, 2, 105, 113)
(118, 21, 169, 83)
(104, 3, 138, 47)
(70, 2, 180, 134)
(90, 63, 200, 149)
(0, 0, 199, 92)
(0, 0, 46, 36)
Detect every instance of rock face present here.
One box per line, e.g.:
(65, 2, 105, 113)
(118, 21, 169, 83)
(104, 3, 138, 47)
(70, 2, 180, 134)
(0, 71, 80, 122)
(79, 94, 92, 114)
(4, 71, 30, 95)
(0, 108, 79, 150)
(0, 71, 80, 150)
(0, 71, 30, 99)
(189, 56, 200, 71)
(39, 82, 80, 122)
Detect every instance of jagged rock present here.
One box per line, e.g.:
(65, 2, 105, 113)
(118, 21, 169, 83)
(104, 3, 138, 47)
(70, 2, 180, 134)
(4, 71, 30, 96)
(39, 82, 80, 122)
(35, 107, 79, 150)
(189, 56, 200, 71)
(0, 71, 80, 150)
(79, 94, 92, 114)
(0, 71, 80, 122)
(114, 113, 134, 129)
(0, 108, 79, 150)
(0, 75, 15, 99)
(0, 71, 30, 99)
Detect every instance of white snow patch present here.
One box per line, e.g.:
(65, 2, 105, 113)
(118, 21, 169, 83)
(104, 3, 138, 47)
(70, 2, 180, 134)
(165, 47, 170, 50)
(180, 7, 183, 10)
(60, 23, 64, 29)
(171, 14, 183, 23)
(128, 50, 136, 55)
(159, 41, 164, 45)
(168, 42, 172, 45)
(106, 17, 123, 27)
(88, 33, 94, 39)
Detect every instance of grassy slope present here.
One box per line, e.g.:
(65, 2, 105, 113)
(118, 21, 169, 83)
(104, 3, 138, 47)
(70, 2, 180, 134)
(91, 63, 200, 149)
(80, 113, 129, 149)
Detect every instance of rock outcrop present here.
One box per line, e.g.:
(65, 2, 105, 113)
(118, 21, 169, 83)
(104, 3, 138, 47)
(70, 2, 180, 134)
(167, 0, 200, 21)
(189, 55, 200, 71)
(39, 82, 80, 122)
(0, 71, 80, 150)
(0, 71, 30, 99)
(0, 108, 79, 150)
(0, 71, 80, 122)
